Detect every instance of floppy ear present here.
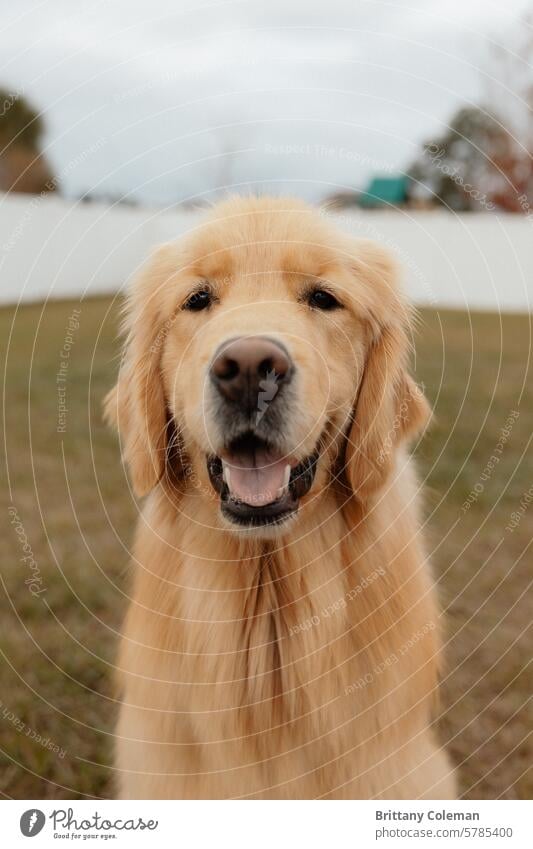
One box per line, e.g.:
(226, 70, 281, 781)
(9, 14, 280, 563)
(103, 246, 178, 497)
(343, 245, 431, 501)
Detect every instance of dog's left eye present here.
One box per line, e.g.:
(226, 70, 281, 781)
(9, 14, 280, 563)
(307, 289, 341, 311)
(183, 289, 212, 311)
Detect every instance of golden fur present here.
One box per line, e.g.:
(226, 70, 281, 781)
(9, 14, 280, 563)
(104, 196, 456, 799)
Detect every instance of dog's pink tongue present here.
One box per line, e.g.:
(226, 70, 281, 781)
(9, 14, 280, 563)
(224, 450, 288, 506)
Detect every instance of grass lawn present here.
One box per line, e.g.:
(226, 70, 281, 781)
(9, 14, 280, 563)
(1, 297, 532, 799)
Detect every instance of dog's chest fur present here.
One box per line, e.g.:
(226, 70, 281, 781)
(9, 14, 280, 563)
(121, 486, 438, 789)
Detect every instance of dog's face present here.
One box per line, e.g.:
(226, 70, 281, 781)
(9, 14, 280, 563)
(106, 197, 429, 536)
(161, 233, 365, 532)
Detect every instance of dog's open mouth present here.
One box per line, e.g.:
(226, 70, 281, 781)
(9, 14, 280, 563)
(206, 432, 318, 527)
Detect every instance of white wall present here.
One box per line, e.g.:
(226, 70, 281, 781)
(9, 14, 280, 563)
(0, 192, 531, 312)
(0, 193, 201, 305)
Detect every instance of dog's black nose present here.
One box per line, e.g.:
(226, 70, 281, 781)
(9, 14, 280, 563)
(210, 336, 292, 408)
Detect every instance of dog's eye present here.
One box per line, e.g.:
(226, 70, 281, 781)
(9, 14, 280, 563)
(308, 289, 341, 311)
(183, 289, 212, 311)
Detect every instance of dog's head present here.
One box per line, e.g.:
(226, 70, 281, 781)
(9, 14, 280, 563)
(105, 197, 429, 536)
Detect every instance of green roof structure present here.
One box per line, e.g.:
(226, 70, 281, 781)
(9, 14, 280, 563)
(359, 175, 409, 208)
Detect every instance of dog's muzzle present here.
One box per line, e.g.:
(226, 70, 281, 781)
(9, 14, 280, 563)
(206, 336, 318, 527)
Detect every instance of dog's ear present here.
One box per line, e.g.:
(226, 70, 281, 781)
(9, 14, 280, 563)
(103, 246, 178, 497)
(344, 242, 431, 501)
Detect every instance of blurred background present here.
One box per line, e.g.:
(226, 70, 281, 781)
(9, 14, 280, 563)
(1, 0, 532, 800)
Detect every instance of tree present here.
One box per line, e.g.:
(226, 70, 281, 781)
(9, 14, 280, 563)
(0, 88, 56, 194)
(407, 106, 526, 211)
(409, 8, 533, 213)
(480, 8, 533, 210)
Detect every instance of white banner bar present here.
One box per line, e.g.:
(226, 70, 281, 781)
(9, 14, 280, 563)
(2, 800, 531, 847)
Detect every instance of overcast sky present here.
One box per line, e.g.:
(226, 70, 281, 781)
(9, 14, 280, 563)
(1, 0, 531, 204)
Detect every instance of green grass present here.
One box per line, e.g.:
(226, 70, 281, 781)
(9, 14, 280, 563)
(1, 298, 532, 799)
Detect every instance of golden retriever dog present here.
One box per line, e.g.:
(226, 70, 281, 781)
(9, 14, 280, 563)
(104, 195, 456, 800)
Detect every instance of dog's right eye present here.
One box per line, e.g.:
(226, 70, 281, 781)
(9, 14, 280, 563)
(183, 289, 212, 311)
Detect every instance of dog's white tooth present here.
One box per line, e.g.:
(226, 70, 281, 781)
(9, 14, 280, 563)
(222, 463, 231, 489)
(276, 464, 291, 499)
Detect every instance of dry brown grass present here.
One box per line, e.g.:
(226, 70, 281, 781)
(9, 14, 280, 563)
(0, 297, 531, 799)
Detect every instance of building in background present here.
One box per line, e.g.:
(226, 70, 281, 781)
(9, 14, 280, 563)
(358, 175, 409, 208)
(326, 174, 432, 210)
